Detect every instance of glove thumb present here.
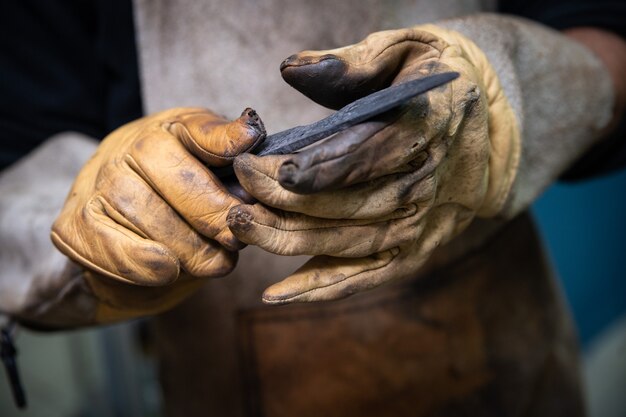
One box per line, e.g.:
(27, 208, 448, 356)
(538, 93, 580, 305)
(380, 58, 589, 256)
(280, 29, 447, 109)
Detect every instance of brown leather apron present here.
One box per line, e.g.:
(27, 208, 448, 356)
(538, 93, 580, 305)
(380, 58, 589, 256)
(154, 213, 584, 417)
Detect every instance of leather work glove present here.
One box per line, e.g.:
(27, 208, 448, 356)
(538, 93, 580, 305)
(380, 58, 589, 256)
(51, 107, 265, 323)
(227, 25, 521, 304)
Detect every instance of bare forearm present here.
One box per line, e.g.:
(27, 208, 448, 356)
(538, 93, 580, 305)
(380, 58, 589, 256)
(563, 27, 626, 133)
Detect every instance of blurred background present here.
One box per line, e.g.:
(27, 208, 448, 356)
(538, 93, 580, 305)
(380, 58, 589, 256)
(1, 171, 625, 416)
(532, 169, 626, 417)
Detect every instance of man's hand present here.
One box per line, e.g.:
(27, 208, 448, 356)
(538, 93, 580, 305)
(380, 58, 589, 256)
(51, 107, 265, 322)
(227, 26, 521, 304)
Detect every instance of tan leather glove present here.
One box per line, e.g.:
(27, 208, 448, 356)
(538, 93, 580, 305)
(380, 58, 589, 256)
(51, 107, 265, 322)
(227, 26, 521, 304)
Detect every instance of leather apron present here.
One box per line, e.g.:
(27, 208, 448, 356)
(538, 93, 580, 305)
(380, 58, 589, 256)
(132, 1, 584, 415)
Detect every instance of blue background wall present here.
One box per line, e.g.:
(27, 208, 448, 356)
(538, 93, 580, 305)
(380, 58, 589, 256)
(532, 169, 626, 347)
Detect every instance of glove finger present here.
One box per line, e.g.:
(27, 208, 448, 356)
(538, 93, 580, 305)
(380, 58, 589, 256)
(280, 28, 445, 109)
(234, 150, 440, 220)
(227, 203, 426, 257)
(168, 108, 266, 167)
(275, 99, 446, 193)
(100, 166, 237, 278)
(51, 197, 179, 287)
(261, 249, 401, 304)
(127, 130, 245, 250)
(260, 195, 476, 305)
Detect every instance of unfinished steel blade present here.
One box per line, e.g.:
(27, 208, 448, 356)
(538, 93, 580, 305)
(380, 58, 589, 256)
(215, 71, 459, 178)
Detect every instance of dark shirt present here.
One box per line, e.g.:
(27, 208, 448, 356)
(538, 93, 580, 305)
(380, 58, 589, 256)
(500, 0, 626, 38)
(0, 0, 142, 170)
(0, 0, 624, 176)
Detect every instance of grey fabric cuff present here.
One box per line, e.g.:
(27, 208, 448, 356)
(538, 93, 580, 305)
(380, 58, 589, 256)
(438, 13, 614, 217)
(0, 133, 100, 329)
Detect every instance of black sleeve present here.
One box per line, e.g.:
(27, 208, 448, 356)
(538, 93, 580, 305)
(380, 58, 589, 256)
(0, 0, 143, 171)
(499, 0, 626, 180)
(499, 0, 626, 38)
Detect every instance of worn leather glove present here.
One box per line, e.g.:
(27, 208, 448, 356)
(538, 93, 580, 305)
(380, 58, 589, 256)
(227, 25, 521, 304)
(51, 107, 265, 322)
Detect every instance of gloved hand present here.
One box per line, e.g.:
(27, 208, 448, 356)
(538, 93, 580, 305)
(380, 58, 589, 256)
(227, 25, 521, 304)
(51, 107, 265, 322)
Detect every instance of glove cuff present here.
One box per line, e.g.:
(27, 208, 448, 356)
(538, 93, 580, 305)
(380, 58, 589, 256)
(85, 270, 206, 324)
